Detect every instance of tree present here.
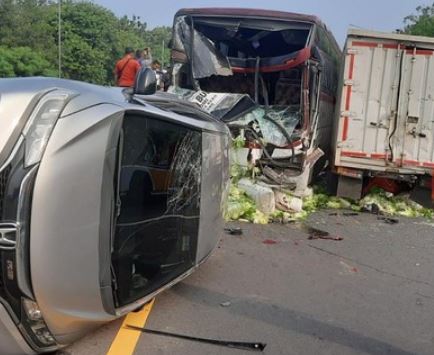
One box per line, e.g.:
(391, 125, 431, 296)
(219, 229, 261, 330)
(143, 26, 172, 67)
(404, 4, 434, 37)
(60, 1, 123, 84)
(0, 46, 56, 77)
(0, 0, 173, 83)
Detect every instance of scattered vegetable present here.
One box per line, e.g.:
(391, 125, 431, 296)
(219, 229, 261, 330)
(225, 180, 433, 225)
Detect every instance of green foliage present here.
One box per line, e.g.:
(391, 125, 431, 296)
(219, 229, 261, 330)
(404, 4, 434, 37)
(0, 46, 55, 77)
(0, 0, 172, 84)
(142, 26, 172, 67)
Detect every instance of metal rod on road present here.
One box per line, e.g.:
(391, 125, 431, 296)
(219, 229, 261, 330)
(125, 325, 266, 352)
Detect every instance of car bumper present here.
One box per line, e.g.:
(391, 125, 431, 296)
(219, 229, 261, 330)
(0, 303, 34, 355)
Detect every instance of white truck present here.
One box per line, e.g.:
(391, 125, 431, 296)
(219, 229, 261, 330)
(333, 29, 434, 200)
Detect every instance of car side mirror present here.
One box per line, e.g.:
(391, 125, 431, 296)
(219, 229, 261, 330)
(134, 67, 157, 95)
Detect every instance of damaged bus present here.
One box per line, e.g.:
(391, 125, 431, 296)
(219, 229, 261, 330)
(169, 8, 341, 194)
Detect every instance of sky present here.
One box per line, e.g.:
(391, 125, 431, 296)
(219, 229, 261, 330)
(92, 0, 428, 46)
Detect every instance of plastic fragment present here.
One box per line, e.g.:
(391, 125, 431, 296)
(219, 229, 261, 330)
(224, 227, 243, 235)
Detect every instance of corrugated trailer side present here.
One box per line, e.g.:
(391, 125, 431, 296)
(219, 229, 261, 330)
(333, 29, 434, 199)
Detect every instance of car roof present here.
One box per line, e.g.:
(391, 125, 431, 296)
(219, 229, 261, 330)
(0, 77, 227, 134)
(0, 76, 125, 107)
(175, 7, 322, 26)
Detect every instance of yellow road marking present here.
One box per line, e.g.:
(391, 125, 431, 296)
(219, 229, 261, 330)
(107, 299, 155, 355)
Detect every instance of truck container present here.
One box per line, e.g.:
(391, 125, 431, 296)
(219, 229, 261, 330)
(333, 29, 434, 199)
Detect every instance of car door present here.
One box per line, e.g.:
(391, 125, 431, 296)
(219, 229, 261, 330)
(111, 113, 202, 308)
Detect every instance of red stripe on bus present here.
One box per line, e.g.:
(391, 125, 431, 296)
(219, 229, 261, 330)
(423, 162, 434, 168)
(232, 48, 311, 74)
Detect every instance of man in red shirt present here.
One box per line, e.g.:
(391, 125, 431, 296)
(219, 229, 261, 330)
(114, 47, 141, 87)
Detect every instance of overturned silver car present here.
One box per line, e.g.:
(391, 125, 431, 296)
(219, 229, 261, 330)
(169, 8, 341, 194)
(0, 72, 229, 353)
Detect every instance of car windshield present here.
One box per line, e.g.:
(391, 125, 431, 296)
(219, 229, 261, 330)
(111, 114, 202, 307)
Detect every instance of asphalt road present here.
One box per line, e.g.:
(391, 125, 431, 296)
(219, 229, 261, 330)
(65, 211, 434, 355)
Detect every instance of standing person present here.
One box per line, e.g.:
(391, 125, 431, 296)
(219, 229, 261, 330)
(114, 47, 141, 87)
(151, 60, 163, 90)
(135, 49, 144, 66)
(151, 59, 161, 72)
(142, 48, 153, 68)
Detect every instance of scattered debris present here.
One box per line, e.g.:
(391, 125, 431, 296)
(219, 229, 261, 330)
(126, 325, 266, 352)
(220, 301, 232, 307)
(360, 188, 434, 218)
(299, 225, 343, 241)
(226, 185, 268, 224)
(342, 212, 359, 217)
(308, 234, 343, 241)
(328, 211, 359, 217)
(340, 261, 358, 274)
(262, 239, 278, 245)
(224, 227, 243, 236)
(377, 216, 399, 225)
(274, 190, 303, 213)
(226, 178, 433, 225)
(309, 235, 343, 241)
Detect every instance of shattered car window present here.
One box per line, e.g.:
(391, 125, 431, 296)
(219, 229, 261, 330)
(112, 115, 201, 307)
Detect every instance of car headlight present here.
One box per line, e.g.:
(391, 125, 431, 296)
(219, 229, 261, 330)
(22, 298, 56, 347)
(22, 89, 76, 168)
